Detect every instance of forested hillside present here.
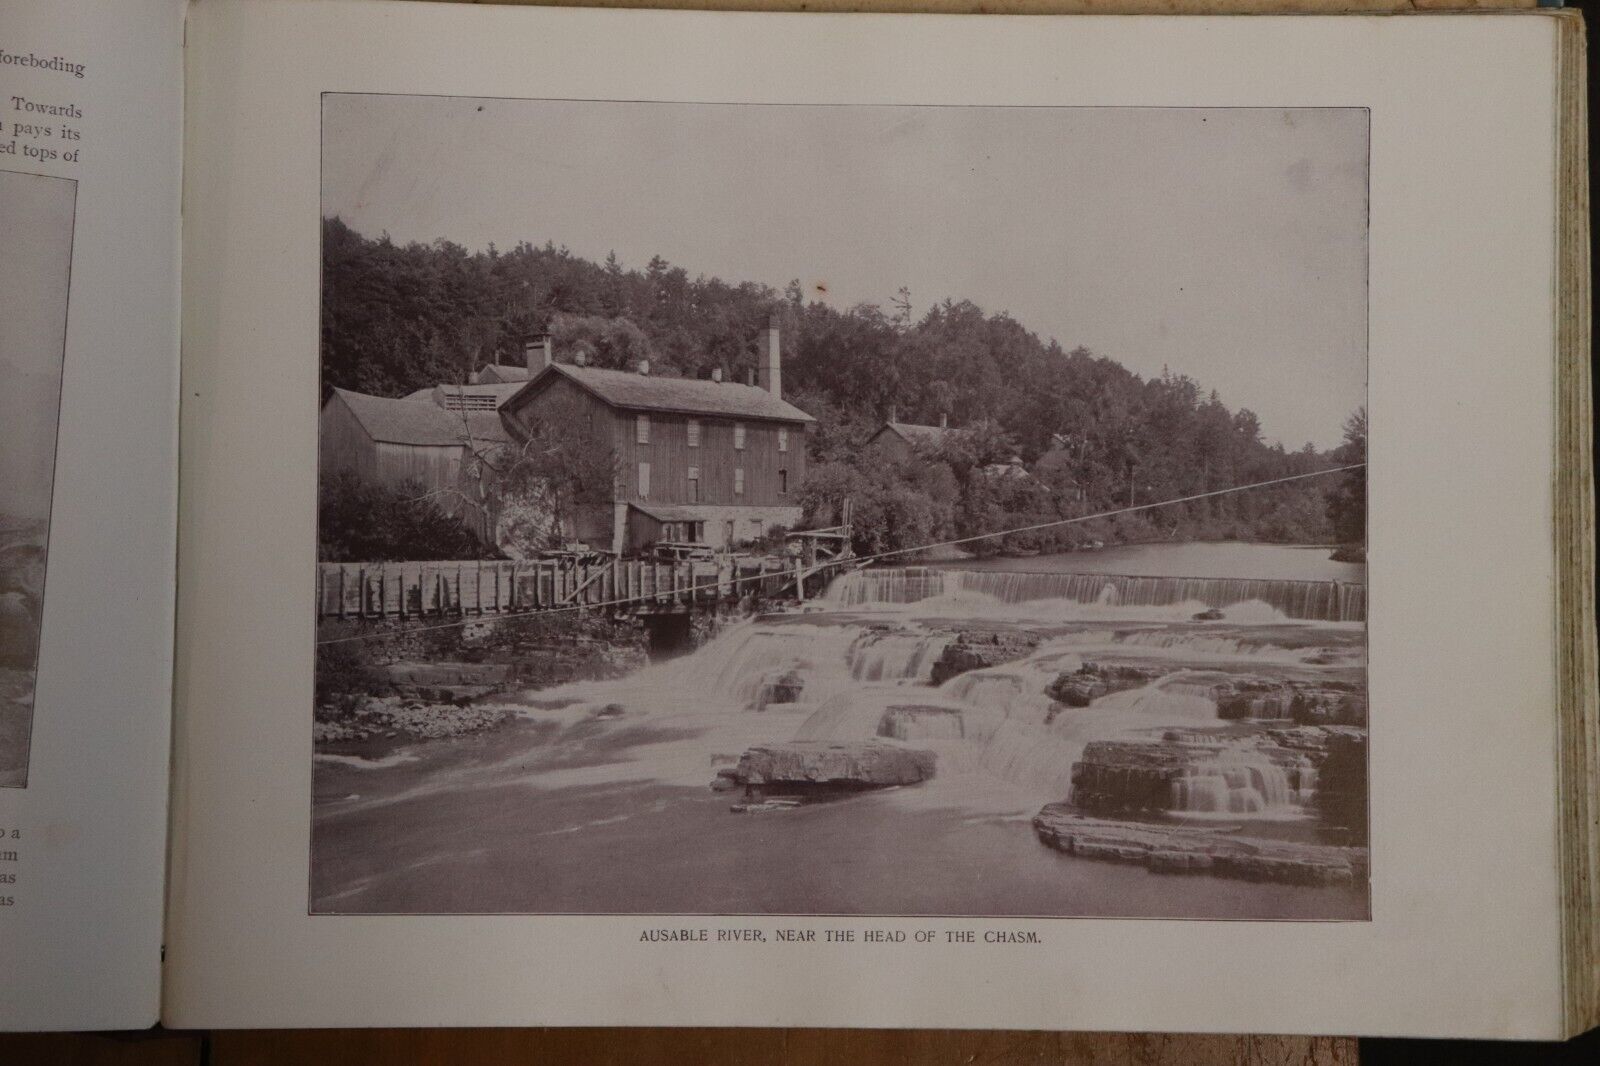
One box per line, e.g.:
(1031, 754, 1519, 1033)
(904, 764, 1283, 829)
(321, 217, 1364, 553)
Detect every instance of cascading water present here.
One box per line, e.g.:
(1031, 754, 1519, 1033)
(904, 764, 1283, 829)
(824, 567, 1365, 623)
(1168, 747, 1317, 818)
(529, 567, 1355, 812)
(847, 630, 953, 683)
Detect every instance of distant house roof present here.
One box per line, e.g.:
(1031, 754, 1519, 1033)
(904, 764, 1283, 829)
(473, 363, 535, 384)
(981, 457, 1031, 481)
(873, 421, 959, 448)
(512, 363, 815, 424)
(330, 388, 510, 447)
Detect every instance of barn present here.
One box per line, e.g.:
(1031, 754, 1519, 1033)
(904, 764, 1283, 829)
(318, 387, 510, 537)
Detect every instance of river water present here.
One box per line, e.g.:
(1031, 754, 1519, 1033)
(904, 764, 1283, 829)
(312, 543, 1369, 919)
(942, 541, 1365, 582)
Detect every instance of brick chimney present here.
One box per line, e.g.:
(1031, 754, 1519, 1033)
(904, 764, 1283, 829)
(757, 313, 781, 397)
(940, 412, 948, 429)
(574, 351, 588, 367)
(711, 367, 723, 383)
(887, 405, 897, 424)
(637, 359, 650, 376)
(524, 333, 553, 369)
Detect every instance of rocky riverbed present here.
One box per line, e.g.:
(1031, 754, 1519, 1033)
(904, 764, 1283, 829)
(1032, 807, 1369, 886)
(713, 741, 936, 801)
(313, 586, 1369, 915)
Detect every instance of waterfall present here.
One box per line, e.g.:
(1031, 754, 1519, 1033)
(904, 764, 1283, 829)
(522, 587, 1346, 809)
(1066, 677, 1220, 724)
(824, 569, 947, 607)
(938, 664, 1063, 730)
(847, 630, 953, 683)
(1168, 748, 1317, 817)
(824, 567, 1365, 623)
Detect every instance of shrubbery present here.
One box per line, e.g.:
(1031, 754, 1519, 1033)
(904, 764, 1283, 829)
(318, 472, 498, 562)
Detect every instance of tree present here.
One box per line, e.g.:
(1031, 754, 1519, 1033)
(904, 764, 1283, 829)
(1326, 407, 1367, 545)
(317, 473, 495, 561)
(549, 312, 655, 371)
(320, 216, 1352, 548)
(470, 391, 619, 557)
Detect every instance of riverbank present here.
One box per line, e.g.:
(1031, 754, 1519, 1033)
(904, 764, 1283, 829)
(314, 609, 658, 752)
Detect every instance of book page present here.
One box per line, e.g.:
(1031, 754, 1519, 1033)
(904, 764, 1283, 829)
(170, 0, 1562, 1037)
(0, 0, 184, 1032)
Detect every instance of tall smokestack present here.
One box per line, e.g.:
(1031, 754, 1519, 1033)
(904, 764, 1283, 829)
(757, 313, 781, 398)
(940, 412, 948, 429)
(887, 405, 897, 424)
(524, 333, 553, 369)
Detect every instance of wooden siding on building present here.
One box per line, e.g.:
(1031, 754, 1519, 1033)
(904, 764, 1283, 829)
(318, 393, 486, 535)
(612, 403, 804, 507)
(509, 371, 807, 509)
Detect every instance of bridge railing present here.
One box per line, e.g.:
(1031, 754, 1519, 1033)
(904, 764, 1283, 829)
(314, 556, 824, 621)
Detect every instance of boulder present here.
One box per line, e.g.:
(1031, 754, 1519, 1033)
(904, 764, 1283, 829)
(1047, 662, 1162, 707)
(757, 669, 805, 708)
(1212, 676, 1293, 720)
(929, 630, 1041, 685)
(721, 742, 936, 795)
(1290, 687, 1368, 727)
(1315, 730, 1369, 845)
(1069, 740, 1196, 813)
(1033, 805, 1369, 886)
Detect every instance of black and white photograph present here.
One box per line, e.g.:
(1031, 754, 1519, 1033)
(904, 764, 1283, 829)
(1, 167, 75, 789)
(311, 97, 1369, 920)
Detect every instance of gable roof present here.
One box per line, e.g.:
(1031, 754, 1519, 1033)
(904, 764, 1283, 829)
(329, 388, 510, 447)
(876, 421, 959, 447)
(512, 363, 815, 424)
(473, 363, 535, 384)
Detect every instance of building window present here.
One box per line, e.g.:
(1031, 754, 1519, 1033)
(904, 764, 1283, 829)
(778, 426, 788, 453)
(733, 422, 745, 450)
(779, 468, 788, 494)
(723, 519, 735, 546)
(687, 419, 700, 447)
(636, 413, 650, 444)
(639, 461, 651, 498)
(734, 468, 745, 496)
(749, 519, 763, 539)
(688, 466, 700, 503)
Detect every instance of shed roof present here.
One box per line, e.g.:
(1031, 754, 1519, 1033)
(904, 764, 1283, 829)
(514, 363, 815, 423)
(330, 388, 510, 447)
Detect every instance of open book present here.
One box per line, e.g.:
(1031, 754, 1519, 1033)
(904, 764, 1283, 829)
(0, 0, 1592, 1039)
